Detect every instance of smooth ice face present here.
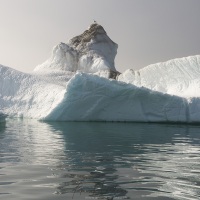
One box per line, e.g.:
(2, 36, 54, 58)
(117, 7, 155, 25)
(44, 73, 191, 122)
(118, 55, 200, 98)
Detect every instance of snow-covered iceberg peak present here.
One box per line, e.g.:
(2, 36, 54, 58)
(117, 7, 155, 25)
(34, 23, 118, 75)
(69, 23, 118, 73)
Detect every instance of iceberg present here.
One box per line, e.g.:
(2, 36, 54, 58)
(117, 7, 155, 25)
(0, 23, 200, 123)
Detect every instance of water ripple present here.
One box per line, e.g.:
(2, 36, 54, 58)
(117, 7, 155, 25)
(0, 120, 200, 199)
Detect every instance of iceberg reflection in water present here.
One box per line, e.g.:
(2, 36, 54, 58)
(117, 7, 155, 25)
(0, 112, 7, 123)
(0, 120, 200, 200)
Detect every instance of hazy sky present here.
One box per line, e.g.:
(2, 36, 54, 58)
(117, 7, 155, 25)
(0, 0, 200, 73)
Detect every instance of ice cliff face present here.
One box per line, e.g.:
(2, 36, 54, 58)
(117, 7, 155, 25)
(1, 23, 200, 123)
(34, 23, 119, 78)
(44, 73, 194, 122)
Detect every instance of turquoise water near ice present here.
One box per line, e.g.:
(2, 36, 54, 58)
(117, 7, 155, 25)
(0, 119, 200, 200)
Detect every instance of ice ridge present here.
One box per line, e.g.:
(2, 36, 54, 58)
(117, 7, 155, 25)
(118, 55, 200, 98)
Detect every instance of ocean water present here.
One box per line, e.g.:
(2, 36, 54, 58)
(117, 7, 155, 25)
(0, 119, 200, 200)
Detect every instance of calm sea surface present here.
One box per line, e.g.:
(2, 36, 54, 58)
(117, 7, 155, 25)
(0, 119, 200, 200)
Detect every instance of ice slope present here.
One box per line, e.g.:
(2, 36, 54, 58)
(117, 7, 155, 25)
(118, 55, 200, 97)
(0, 65, 66, 119)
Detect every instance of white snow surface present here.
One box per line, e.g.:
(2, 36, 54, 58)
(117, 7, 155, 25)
(0, 65, 66, 119)
(118, 55, 200, 98)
